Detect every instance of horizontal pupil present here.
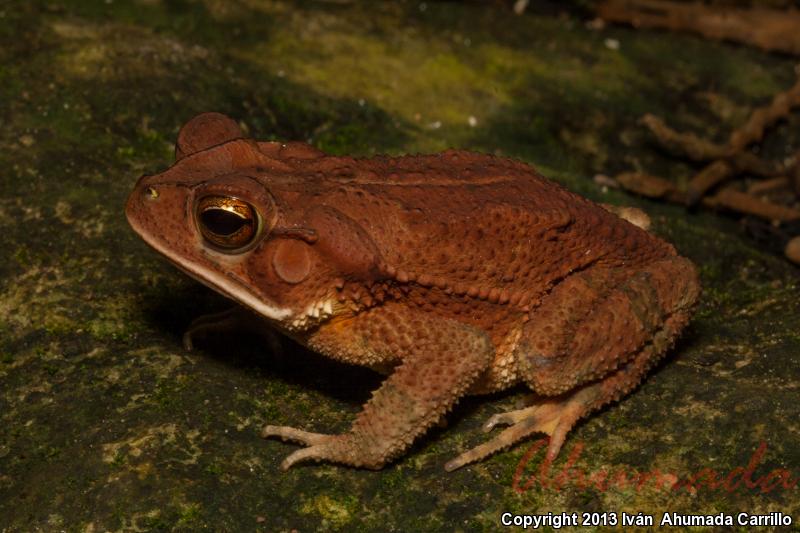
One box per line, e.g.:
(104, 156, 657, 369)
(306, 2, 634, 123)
(201, 209, 251, 236)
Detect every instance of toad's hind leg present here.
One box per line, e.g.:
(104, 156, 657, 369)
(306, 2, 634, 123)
(445, 256, 699, 471)
(445, 339, 668, 471)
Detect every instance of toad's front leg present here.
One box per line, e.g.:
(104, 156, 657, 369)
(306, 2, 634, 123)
(262, 308, 494, 469)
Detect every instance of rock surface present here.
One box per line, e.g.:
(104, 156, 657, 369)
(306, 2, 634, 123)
(1, 1, 799, 531)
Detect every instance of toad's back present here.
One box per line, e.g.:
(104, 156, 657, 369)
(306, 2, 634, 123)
(266, 148, 677, 301)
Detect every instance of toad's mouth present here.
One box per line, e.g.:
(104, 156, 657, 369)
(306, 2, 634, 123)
(126, 211, 293, 323)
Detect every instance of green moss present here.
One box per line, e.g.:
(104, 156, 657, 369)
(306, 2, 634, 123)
(2, 1, 800, 531)
(110, 450, 127, 469)
(151, 379, 187, 410)
(140, 513, 174, 532)
(203, 461, 223, 476)
(301, 493, 359, 529)
(174, 503, 203, 530)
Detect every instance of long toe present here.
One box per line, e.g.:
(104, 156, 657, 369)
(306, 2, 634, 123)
(447, 396, 587, 471)
(261, 425, 332, 446)
(482, 404, 541, 433)
(281, 446, 328, 470)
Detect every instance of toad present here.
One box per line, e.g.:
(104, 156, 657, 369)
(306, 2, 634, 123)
(125, 112, 700, 471)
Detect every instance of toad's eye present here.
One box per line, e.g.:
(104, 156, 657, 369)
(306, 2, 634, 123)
(196, 195, 261, 252)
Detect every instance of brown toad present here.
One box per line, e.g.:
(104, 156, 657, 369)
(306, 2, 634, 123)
(125, 112, 700, 471)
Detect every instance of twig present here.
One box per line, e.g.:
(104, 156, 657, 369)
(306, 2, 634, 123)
(686, 160, 735, 204)
(596, 0, 800, 56)
(613, 172, 800, 223)
(747, 176, 791, 195)
(614, 172, 684, 201)
(786, 236, 800, 265)
(640, 114, 726, 161)
(727, 76, 800, 151)
(729, 152, 784, 178)
(703, 188, 800, 222)
(641, 73, 800, 204)
(513, 0, 529, 15)
(640, 115, 782, 178)
(790, 151, 800, 196)
(641, 116, 788, 173)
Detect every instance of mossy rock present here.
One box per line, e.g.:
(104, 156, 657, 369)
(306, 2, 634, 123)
(1, 2, 798, 531)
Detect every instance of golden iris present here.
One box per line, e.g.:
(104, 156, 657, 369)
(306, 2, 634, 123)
(196, 195, 261, 251)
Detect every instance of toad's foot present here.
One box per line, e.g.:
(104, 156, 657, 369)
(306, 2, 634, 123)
(261, 425, 340, 470)
(444, 323, 666, 472)
(444, 394, 584, 472)
(262, 424, 405, 471)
